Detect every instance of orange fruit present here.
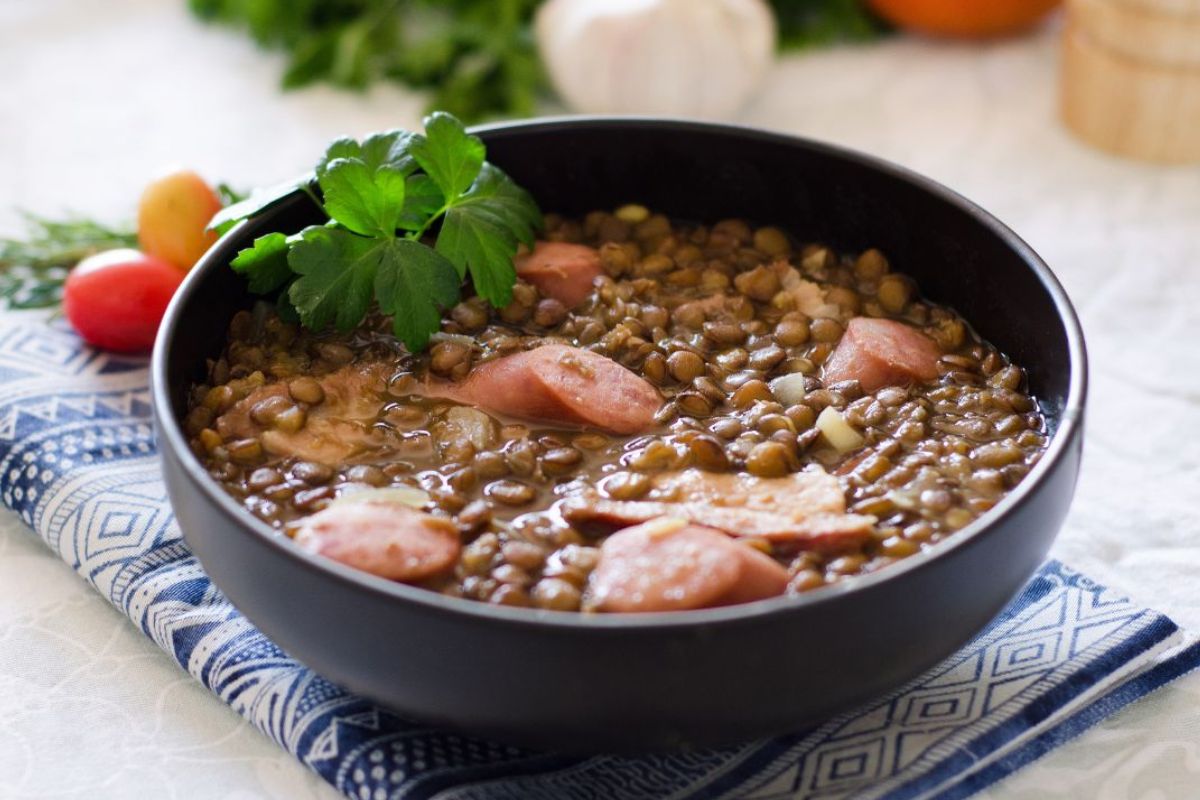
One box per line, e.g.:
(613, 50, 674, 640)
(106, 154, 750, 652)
(867, 0, 1062, 38)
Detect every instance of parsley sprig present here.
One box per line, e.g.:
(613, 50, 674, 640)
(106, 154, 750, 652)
(223, 112, 541, 351)
(188, 1, 887, 123)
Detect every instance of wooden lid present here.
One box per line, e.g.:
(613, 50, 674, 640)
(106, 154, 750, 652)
(1061, 22, 1200, 162)
(1068, 0, 1200, 65)
(1113, 0, 1200, 13)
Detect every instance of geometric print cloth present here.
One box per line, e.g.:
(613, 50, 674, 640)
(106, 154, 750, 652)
(1, 312, 1198, 800)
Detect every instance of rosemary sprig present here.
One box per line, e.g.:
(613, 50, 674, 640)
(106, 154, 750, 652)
(0, 213, 137, 310)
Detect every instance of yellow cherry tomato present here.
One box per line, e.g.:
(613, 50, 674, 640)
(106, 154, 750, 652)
(137, 169, 223, 270)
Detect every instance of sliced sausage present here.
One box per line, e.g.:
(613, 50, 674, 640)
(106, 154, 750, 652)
(515, 241, 603, 308)
(560, 468, 875, 552)
(822, 317, 942, 393)
(561, 496, 873, 552)
(654, 468, 846, 515)
(426, 345, 660, 434)
(293, 500, 460, 583)
(719, 544, 791, 606)
(587, 518, 787, 612)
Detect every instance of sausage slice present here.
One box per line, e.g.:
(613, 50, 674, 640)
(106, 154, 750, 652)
(719, 544, 792, 607)
(586, 518, 787, 613)
(427, 345, 660, 434)
(562, 496, 873, 552)
(293, 499, 460, 583)
(560, 468, 875, 552)
(515, 241, 603, 308)
(822, 317, 942, 393)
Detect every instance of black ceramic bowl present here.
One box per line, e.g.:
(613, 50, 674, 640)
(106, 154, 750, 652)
(151, 118, 1086, 752)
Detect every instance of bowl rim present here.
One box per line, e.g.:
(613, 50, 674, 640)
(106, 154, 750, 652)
(151, 115, 1088, 631)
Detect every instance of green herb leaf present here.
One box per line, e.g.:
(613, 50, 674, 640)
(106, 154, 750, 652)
(188, 0, 548, 123)
(317, 137, 361, 176)
(209, 176, 311, 235)
(318, 158, 407, 237)
(375, 239, 461, 351)
(287, 226, 380, 332)
(230, 114, 542, 351)
(287, 227, 460, 351)
(189, 0, 887, 123)
(400, 174, 445, 232)
(0, 213, 136, 310)
(436, 163, 541, 305)
(316, 130, 419, 178)
(409, 112, 485, 202)
(230, 232, 293, 294)
(276, 281, 300, 323)
(216, 182, 248, 206)
(360, 130, 420, 174)
(772, 0, 889, 49)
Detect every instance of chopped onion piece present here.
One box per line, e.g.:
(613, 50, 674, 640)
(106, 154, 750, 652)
(429, 332, 477, 348)
(439, 406, 497, 449)
(332, 485, 431, 509)
(768, 373, 807, 407)
(816, 407, 864, 453)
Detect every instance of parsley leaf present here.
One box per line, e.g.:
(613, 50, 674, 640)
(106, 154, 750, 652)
(287, 226, 379, 332)
(409, 112, 485, 201)
(188, 0, 547, 123)
(319, 158, 407, 237)
(286, 228, 460, 350)
(276, 283, 300, 323)
(436, 163, 540, 305)
(190, 1, 888, 123)
(317, 130, 419, 177)
(226, 112, 541, 351)
(230, 231, 293, 293)
(208, 175, 313, 235)
(773, 0, 889, 49)
(400, 174, 444, 231)
(375, 239, 461, 351)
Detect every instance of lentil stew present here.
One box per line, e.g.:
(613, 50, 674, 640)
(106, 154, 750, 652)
(185, 206, 1048, 613)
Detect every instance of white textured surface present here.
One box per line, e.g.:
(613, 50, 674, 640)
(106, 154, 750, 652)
(2, 1, 1200, 797)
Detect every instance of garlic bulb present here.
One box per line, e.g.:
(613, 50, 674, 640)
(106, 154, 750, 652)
(535, 0, 777, 119)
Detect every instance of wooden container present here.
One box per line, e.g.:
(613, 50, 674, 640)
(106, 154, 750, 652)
(1061, 0, 1200, 162)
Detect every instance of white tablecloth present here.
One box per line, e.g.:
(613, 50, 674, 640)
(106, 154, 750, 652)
(2, 2, 1199, 797)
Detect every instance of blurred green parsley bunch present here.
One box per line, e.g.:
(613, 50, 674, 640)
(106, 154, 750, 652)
(188, 0, 885, 122)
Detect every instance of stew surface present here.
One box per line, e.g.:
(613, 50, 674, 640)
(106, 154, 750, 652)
(185, 207, 1047, 612)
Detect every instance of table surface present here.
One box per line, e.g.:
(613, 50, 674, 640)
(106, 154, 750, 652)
(3, 1, 1200, 797)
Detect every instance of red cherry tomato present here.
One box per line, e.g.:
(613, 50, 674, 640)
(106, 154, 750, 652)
(63, 249, 186, 352)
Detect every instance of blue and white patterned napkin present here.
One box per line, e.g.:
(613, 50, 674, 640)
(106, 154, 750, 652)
(1, 313, 1197, 800)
